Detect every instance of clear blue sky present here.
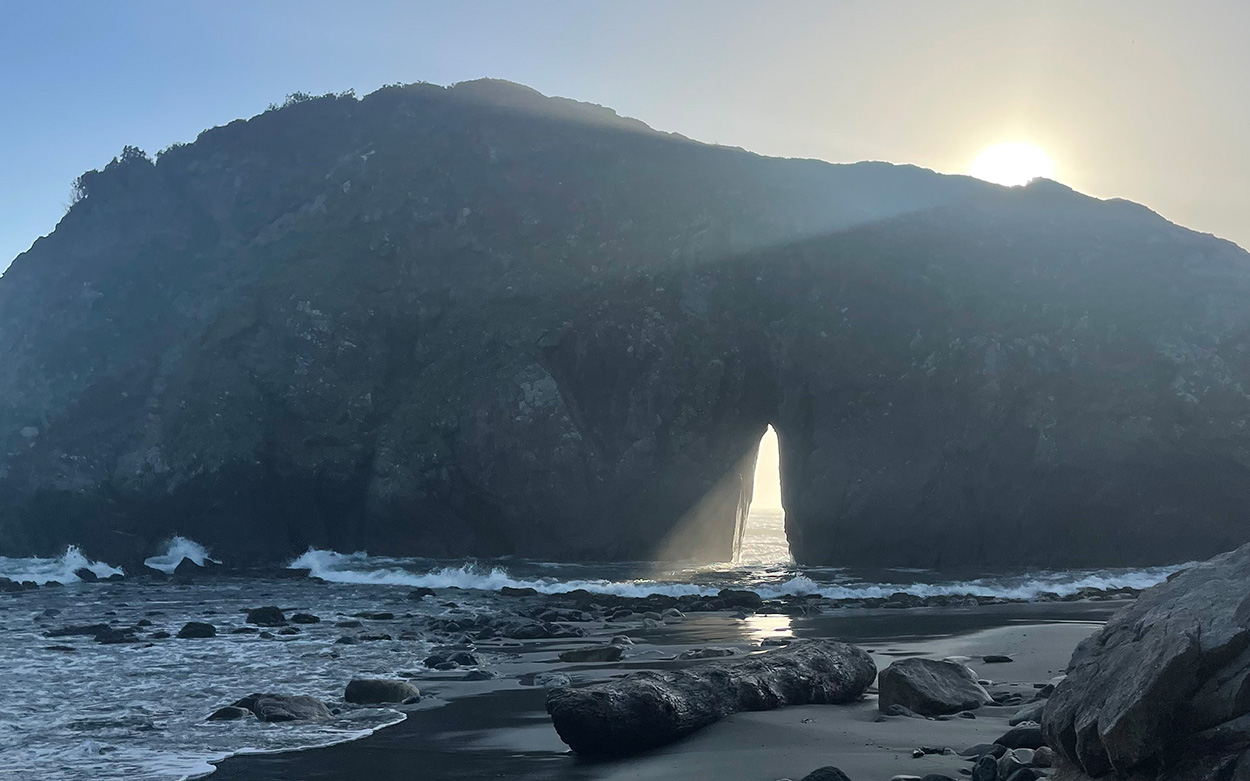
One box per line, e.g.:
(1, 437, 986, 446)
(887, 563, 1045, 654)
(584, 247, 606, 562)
(3, 0, 1248, 269)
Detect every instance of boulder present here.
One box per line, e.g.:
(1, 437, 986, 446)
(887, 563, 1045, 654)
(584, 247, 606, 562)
(558, 645, 624, 663)
(994, 725, 1043, 750)
(718, 589, 764, 610)
(799, 768, 852, 781)
(245, 606, 286, 626)
(970, 754, 998, 781)
(290, 613, 320, 624)
(344, 679, 420, 704)
(546, 639, 875, 755)
(230, 693, 331, 722)
(877, 658, 993, 716)
(500, 586, 538, 597)
(1042, 542, 1250, 778)
(72, 567, 99, 583)
(176, 621, 216, 638)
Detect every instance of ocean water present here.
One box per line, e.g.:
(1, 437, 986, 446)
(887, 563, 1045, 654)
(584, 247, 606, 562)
(0, 518, 1188, 781)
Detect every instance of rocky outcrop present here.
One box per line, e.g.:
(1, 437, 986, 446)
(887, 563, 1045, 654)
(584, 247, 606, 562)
(544, 639, 876, 755)
(1042, 542, 1250, 779)
(878, 658, 994, 716)
(1, 79, 1249, 568)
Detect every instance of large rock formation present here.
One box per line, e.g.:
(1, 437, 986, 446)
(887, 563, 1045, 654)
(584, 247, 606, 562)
(1, 79, 1249, 568)
(545, 638, 876, 755)
(1042, 542, 1250, 780)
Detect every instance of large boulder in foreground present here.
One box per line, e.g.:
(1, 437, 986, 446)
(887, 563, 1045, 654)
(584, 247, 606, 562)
(878, 657, 994, 716)
(1042, 542, 1250, 779)
(545, 639, 876, 755)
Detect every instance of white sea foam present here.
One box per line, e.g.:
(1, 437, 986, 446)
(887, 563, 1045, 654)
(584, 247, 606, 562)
(143, 537, 221, 573)
(291, 549, 709, 597)
(0, 545, 123, 584)
(290, 548, 1186, 601)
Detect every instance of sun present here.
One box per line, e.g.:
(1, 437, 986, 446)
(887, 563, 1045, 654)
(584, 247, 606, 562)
(969, 142, 1055, 186)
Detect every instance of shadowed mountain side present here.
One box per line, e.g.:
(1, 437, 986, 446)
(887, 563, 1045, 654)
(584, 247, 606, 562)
(0, 79, 1246, 568)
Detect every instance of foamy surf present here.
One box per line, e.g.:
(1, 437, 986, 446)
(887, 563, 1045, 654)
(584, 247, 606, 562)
(0, 546, 123, 584)
(290, 548, 1187, 602)
(143, 537, 222, 574)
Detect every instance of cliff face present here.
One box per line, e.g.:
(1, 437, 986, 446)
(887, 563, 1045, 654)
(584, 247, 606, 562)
(1, 80, 1248, 568)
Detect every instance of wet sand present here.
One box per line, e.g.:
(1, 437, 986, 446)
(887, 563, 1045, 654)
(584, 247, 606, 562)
(210, 600, 1117, 781)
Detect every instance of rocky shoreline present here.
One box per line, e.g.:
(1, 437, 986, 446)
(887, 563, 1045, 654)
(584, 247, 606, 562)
(7, 549, 1230, 781)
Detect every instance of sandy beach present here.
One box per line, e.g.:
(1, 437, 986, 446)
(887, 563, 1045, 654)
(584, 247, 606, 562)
(210, 601, 1116, 781)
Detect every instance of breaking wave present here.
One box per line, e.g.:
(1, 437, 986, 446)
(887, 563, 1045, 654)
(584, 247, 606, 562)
(143, 537, 220, 573)
(291, 548, 1187, 601)
(0, 546, 123, 584)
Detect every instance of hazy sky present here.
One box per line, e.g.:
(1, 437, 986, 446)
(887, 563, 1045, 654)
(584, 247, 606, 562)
(3, 0, 1247, 270)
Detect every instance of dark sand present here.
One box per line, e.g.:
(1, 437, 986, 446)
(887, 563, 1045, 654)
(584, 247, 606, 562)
(210, 601, 1118, 781)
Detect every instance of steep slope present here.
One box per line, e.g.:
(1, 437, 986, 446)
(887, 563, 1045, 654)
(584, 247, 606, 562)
(0, 80, 1246, 568)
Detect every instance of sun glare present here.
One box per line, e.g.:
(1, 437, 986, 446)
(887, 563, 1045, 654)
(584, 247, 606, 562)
(969, 142, 1055, 186)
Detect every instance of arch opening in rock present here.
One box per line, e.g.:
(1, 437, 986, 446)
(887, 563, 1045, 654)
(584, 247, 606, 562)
(736, 425, 793, 565)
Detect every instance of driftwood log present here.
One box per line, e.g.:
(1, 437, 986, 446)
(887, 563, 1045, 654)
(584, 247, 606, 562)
(545, 639, 877, 755)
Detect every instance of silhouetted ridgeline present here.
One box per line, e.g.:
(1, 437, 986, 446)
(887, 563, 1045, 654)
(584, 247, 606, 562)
(1, 79, 1247, 569)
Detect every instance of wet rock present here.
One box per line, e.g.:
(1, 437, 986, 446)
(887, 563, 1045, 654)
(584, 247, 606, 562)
(277, 627, 300, 635)
(335, 619, 362, 628)
(95, 627, 141, 644)
(355, 611, 393, 621)
(1031, 747, 1053, 768)
(1003, 770, 1037, 781)
(546, 639, 875, 755)
(344, 679, 420, 704)
(73, 567, 99, 583)
(230, 693, 331, 722)
(997, 749, 1034, 780)
(245, 606, 286, 626)
(970, 755, 998, 781)
(718, 589, 764, 610)
(798, 768, 852, 781)
(408, 588, 436, 600)
(558, 645, 624, 663)
(150, 630, 171, 639)
(878, 658, 994, 716)
(289, 613, 320, 624)
(358, 633, 391, 641)
(447, 651, 482, 666)
(982, 655, 1013, 664)
(176, 622, 216, 638)
(207, 706, 252, 721)
(994, 725, 1043, 750)
(959, 743, 1004, 758)
(500, 586, 538, 597)
(678, 647, 736, 660)
(334, 635, 357, 645)
(230, 627, 259, 634)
